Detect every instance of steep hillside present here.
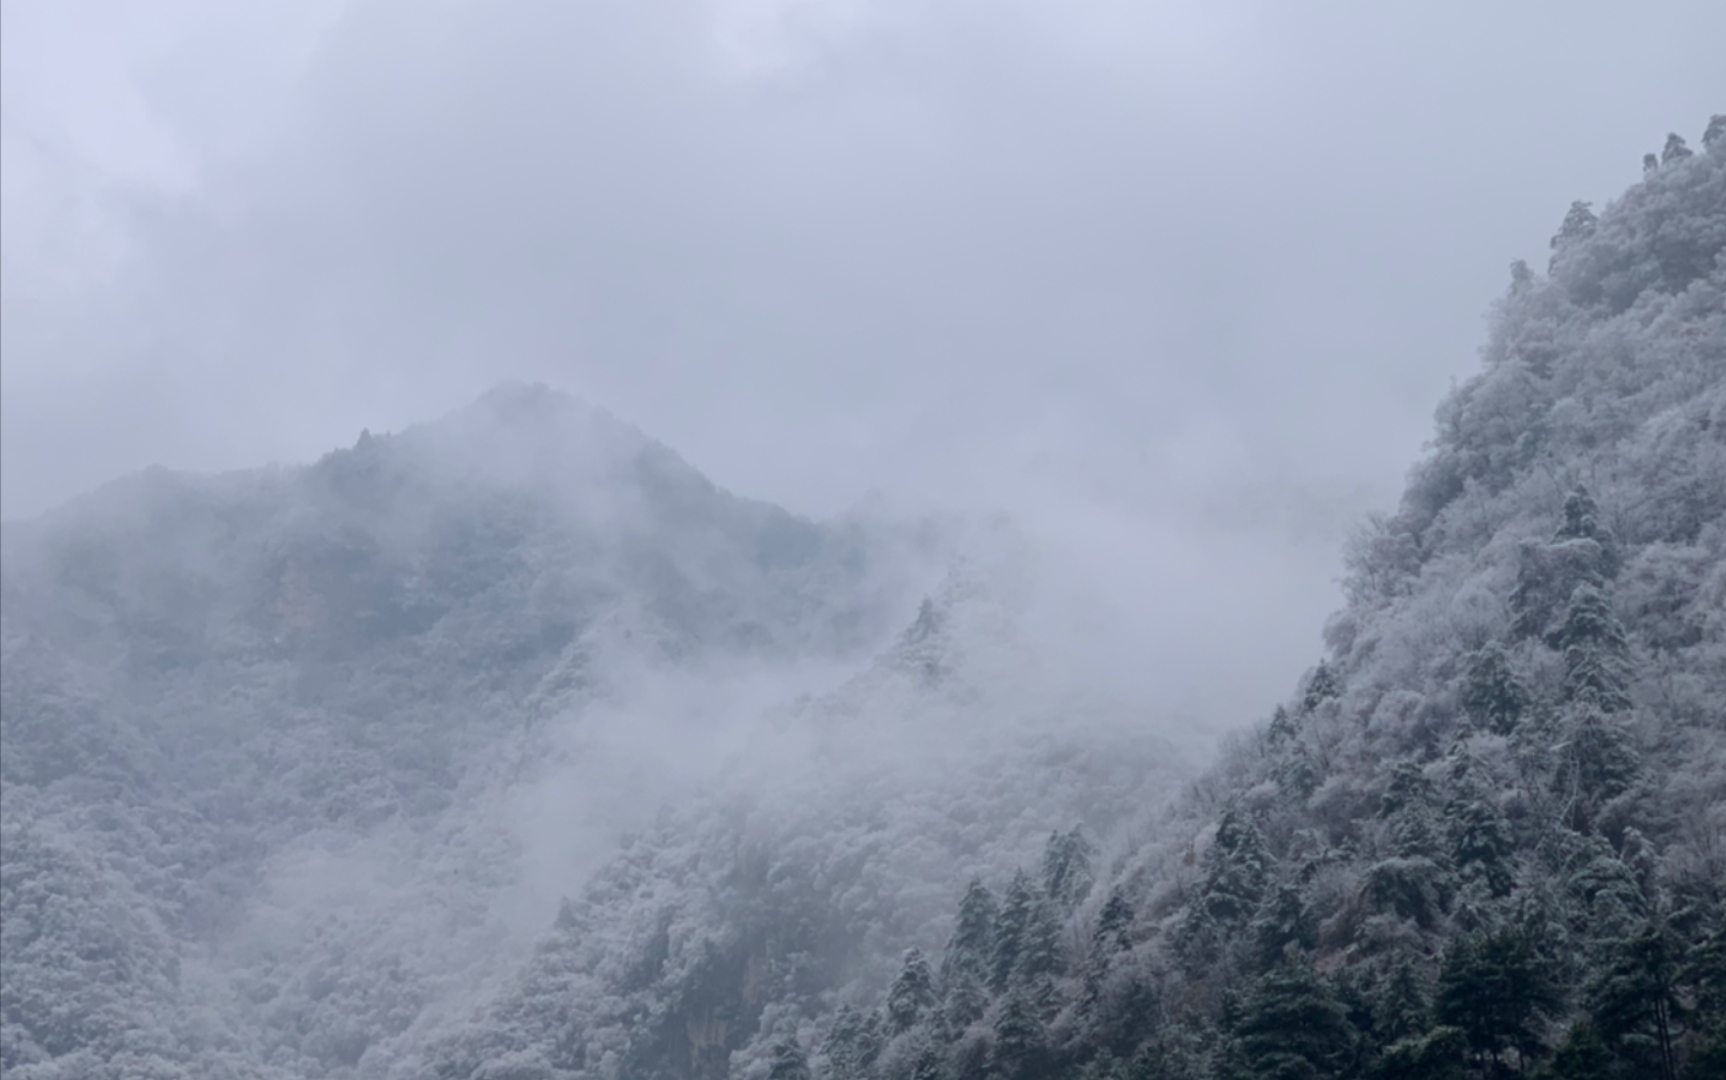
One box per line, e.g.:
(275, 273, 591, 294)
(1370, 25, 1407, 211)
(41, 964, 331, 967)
(415, 122, 1726, 1080)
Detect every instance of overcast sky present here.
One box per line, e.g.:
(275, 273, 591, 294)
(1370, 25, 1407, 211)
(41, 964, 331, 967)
(3, 0, 1720, 720)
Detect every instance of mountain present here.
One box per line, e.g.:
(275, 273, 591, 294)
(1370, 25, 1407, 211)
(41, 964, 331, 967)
(4, 120, 1725, 1080)
(0, 383, 938, 1078)
(418, 122, 1726, 1080)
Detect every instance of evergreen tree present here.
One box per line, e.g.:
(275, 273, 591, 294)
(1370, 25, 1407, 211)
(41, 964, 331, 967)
(991, 871, 1039, 994)
(1550, 199, 1598, 255)
(1017, 896, 1063, 991)
(1435, 924, 1561, 1073)
(1461, 641, 1528, 735)
(1589, 922, 1683, 1080)
(1646, 152, 1662, 175)
(1083, 922, 1157, 1060)
(1043, 827, 1097, 914)
(1555, 486, 1601, 541)
(1272, 741, 1320, 803)
(1234, 958, 1356, 1080)
(1178, 808, 1273, 970)
(889, 948, 938, 1034)
(1679, 914, 1726, 1068)
(1705, 114, 1726, 149)
(1555, 706, 1640, 823)
(1554, 584, 1632, 711)
(1380, 761, 1433, 819)
(1377, 961, 1433, 1047)
(990, 993, 1049, 1080)
(1445, 788, 1515, 897)
(1093, 888, 1135, 960)
(824, 1006, 881, 1080)
(1301, 661, 1342, 714)
(944, 880, 998, 1029)
(1202, 810, 1273, 925)
(1662, 133, 1694, 164)
(1266, 706, 1298, 746)
(1250, 883, 1316, 973)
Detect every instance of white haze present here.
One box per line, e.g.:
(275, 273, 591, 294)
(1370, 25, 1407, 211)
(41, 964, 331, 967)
(3, 7, 1720, 1071)
(4, 4, 1719, 725)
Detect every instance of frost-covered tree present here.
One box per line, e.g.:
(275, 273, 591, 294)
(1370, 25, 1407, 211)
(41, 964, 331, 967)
(1705, 114, 1726, 149)
(888, 949, 938, 1034)
(1555, 583, 1633, 711)
(1300, 660, 1342, 714)
(1460, 641, 1527, 735)
(1233, 958, 1355, 1080)
(1549, 199, 1598, 262)
(1042, 827, 1096, 915)
(942, 881, 998, 1030)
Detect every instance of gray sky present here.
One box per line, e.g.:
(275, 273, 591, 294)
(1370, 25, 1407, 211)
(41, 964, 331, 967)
(3, 0, 1721, 723)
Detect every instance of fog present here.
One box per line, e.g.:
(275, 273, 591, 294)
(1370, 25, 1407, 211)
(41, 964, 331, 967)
(4, 5, 1724, 1075)
(2, 0, 1719, 748)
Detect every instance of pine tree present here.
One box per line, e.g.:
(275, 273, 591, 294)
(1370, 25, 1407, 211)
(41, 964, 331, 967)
(944, 879, 998, 1029)
(823, 1006, 882, 1080)
(1094, 888, 1135, 957)
(1662, 133, 1694, 165)
(1234, 958, 1356, 1080)
(1380, 761, 1433, 819)
(1017, 896, 1063, 989)
(1445, 788, 1514, 897)
(1646, 152, 1662, 175)
(1555, 705, 1640, 823)
(1043, 827, 1097, 914)
(889, 948, 938, 1034)
(1266, 705, 1298, 746)
(991, 873, 1033, 993)
(1250, 883, 1316, 973)
(1377, 961, 1433, 1047)
(1435, 924, 1561, 1073)
(1082, 886, 1156, 1058)
(1178, 808, 1273, 971)
(1301, 661, 1342, 714)
(1705, 114, 1726, 149)
(1202, 809, 1273, 925)
(1550, 200, 1598, 255)
(1461, 641, 1528, 735)
(1589, 922, 1683, 1080)
(1554, 584, 1632, 711)
(1556, 485, 1602, 541)
(991, 993, 1049, 1080)
(1679, 914, 1726, 1062)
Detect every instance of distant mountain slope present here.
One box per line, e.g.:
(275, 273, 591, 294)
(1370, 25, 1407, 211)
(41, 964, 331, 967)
(414, 123, 1726, 1080)
(0, 384, 929, 1079)
(419, 557, 1191, 1080)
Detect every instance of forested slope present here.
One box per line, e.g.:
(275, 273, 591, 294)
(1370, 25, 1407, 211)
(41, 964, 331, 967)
(0, 386, 922, 1078)
(421, 121, 1726, 1080)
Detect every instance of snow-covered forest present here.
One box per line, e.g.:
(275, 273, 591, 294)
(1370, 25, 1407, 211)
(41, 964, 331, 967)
(4, 119, 1724, 1080)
